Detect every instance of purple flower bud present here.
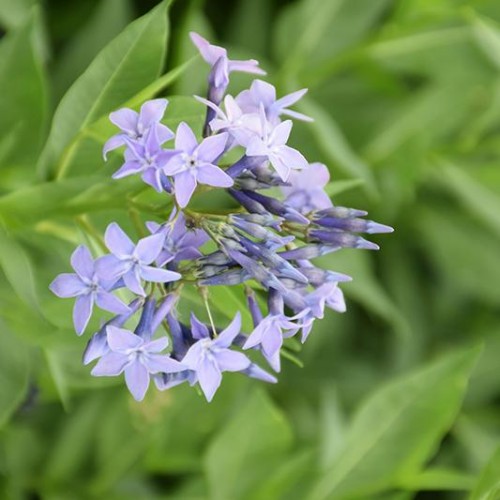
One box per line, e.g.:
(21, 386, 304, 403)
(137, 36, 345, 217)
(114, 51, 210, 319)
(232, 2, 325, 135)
(278, 245, 338, 260)
(228, 188, 269, 215)
(232, 213, 281, 228)
(315, 206, 368, 218)
(226, 155, 267, 178)
(83, 299, 142, 365)
(246, 288, 263, 328)
(242, 363, 277, 383)
(198, 268, 249, 286)
(313, 216, 394, 234)
(308, 229, 380, 250)
(198, 251, 233, 266)
(241, 190, 309, 224)
(151, 294, 179, 332)
(134, 296, 156, 340)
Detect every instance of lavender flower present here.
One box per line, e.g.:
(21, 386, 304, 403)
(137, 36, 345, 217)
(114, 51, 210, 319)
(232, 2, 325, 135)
(246, 118, 308, 181)
(50, 245, 130, 334)
(163, 123, 234, 207)
(244, 291, 299, 372)
(97, 223, 181, 295)
(112, 127, 178, 192)
(190, 32, 265, 89)
(91, 326, 186, 401)
(146, 209, 209, 266)
(236, 79, 312, 124)
(103, 99, 173, 158)
(281, 162, 332, 213)
(181, 312, 250, 401)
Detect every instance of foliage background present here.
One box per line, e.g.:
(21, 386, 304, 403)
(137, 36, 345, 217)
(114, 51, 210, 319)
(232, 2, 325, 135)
(0, 0, 500, 498)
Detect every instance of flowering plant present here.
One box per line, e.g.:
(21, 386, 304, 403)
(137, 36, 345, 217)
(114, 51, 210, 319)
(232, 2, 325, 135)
(51, 32, 392, 402)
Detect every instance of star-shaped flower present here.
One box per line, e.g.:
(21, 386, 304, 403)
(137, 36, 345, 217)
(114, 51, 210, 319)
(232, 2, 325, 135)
(181, 312, 250, 401)
(190, 32, 265, 89)
(146, 209, 209, 266)
(163, 122, 234, 207)
(112, 127, 178, 192)
(103, 99, 173, 158)
(97, 223, 181, 296)
(281, 162, 332, 213)
(91, 326, 186, 401)
(245, 115, 308, 181)
(236, 79, 312, 124)
(50, 245, 130, 335)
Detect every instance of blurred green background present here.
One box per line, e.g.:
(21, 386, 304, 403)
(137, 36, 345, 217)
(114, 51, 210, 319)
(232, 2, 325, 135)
(1, 0, 500, 498)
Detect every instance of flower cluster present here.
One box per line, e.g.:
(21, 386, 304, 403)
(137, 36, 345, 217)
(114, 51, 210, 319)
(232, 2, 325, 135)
(51, 33, 392, 402)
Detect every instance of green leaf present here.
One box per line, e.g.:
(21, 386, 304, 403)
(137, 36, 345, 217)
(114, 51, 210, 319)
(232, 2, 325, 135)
(0, 226, 39, 310)
(0, 175, 145, 228)
(435, 161, 500, 238)
(37, 0, 171, 180)
(0, 323, 29, 428)
(308, 346, 481, 500)
(52, 0, 133, 102)
(399, 467, 475, 491)
(204, 389, 293, 500)
(470, 446, 500, 500)
(0, 10, 47, 171)
(0, 0, 36, 29)
(471, 15, 500, 71)
(298, 98, 377, 197)
(417, 207, 500, 305)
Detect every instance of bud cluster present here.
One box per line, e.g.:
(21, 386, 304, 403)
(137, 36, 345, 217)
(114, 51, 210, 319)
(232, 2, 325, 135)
(50, 33, 392, 402)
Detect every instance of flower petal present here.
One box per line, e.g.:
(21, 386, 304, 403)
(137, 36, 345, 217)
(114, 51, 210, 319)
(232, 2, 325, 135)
(123, 269, 145, 296)
(196, 133, 228, 162)
(140, 266, 181, 283)
(107, 325, 143, 351)
(109, 108, 138, 134)
(95, 291, 130, 315)
(135, 233, 165, 264)
(197, 357, 222, 402)
(175, 121, 198, 153)
(124, 361, 150, 401)
(173, 170, 197, 208)
(91, 352, 129, 376)
(103, 134, 126, 159)
(214, 312, 241, 348)
(73, 293, 94, 335)
(144, 353, 185, 374)
(104, 223, 135, 257)
(196, 164, 234, 188)
(50, 273, 85, 298)
(95, 255, 130, 282)
(214, 349, 250, 372)
(71, 245, 95, 280)
(138, 98, 168, 128)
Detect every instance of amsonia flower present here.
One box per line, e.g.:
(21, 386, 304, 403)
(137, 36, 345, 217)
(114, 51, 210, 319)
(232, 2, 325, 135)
(103, 99, 173, 158)
(112, 127, 178, 192)
(181, 312, 251, 401)
(97, 223, 181, 295)
(236, 79, 312, 124)
(246, 117, 308, 181)
(50, 245, 129, 334)
(281, 162, 333, 213)
(163, 122, 234, 207)
(91, 326, 186, 401)
(146, 209, 209, 266)
(190, 32, 265, 89)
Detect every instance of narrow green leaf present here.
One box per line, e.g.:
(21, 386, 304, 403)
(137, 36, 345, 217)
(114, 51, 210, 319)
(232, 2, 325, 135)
(471, 15, 500, 71)
(0, 10, 47, 170)
(436, 161, 500, 238)
(204, 389, 293, 500)
(399, 467, 476, 492)
(0, 226, 39, 310)
(52, 0, 133, 101)
(0, 323, 29, 428)
(308, 346, 481, 500)
(470, 446, 500, 500)
(37, 0, 170, 180)
(298, 98, 377, 197)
